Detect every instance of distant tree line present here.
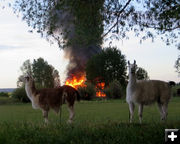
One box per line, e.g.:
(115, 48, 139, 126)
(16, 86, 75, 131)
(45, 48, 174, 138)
(0, 92, 9, 97)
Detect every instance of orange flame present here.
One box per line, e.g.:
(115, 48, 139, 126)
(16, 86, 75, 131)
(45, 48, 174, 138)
(96, 82, 106, 97)
(65, 75, 106, 97)
(65, 75, 86, 89)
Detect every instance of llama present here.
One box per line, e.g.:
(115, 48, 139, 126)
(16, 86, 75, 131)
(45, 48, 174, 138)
(24, 75, 80, 123)
(126, 60, 173, 123)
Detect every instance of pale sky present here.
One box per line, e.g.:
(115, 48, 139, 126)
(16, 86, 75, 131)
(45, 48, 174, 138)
(0, 5, 179, 88)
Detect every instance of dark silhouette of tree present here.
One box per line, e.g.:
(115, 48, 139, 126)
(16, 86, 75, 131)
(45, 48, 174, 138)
(86, 47, 127, 87)
(175, 44, 180, 75)
(136, 67, 149, 80)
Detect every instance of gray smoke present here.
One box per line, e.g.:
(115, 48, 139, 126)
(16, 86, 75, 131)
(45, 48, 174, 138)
(65, 44, 102, 79)
(54, 8, 102, 80)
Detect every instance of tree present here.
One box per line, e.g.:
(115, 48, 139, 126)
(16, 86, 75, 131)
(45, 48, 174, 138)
(12, 0, 104, 47)
(20, 59, 32, 75)
(136, 67, 149, 80)
(32, 58, 54, 88)
(9, 0, 179, 81)
(18, 58, 60, 88)
(17, 59, 32, 87)
(77, 82, 96, 100)
(104, 79, 124, 99)
(0, 92, 9, 97)
(175, 44, 180, 75)
(12, 87, 29, 103)
(86, 47, 127, 87)
(11, 0, 179, 48)
(53, 69, 61, 88)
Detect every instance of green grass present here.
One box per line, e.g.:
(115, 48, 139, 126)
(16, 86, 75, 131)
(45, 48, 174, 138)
(0, 97, 180, 144)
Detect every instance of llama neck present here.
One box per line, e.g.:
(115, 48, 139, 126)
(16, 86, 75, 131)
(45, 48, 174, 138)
(25, 80, 37, 101)
(128, 73, 137, 87)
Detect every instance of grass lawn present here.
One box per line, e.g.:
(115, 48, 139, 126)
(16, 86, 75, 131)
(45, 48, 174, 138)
(0, 97, 180, 144)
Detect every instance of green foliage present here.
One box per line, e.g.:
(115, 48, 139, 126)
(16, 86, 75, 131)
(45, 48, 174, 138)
(67, 0, 104, 46)
(78, 82, 96, 100)
(12, 0, 179, 48)
(13, 0, 104, 48)
(11, 87, 30, 103)
(17, 59, 33, 87)
(175, 57, 180, 74)
(86, 47, 127, 87)
(171, 84, 180, 97)
(142, 0, 179, 44)
(0, 92, 9, 97)
(104, 80, 124, 99)
(136, 67, 149, 80)
(18, 58, 60, 89)
(20, 59, 33, 75)
(32, 58, 54, 88)
(175, 44, 180, 75)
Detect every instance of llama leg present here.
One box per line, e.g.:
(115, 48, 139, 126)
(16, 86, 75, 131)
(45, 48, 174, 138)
(162, 103, 168, 121)
(42, 110, 49, 123)
(157, 103, 164, 120)
(67, 105, 74, 124)
(129, 102, 135, 123)
(138, 104, 143, 124)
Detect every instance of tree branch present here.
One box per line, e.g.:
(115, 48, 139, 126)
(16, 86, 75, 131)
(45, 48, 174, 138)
(102, 0, 132, 38)
(146, 25, 180, 31)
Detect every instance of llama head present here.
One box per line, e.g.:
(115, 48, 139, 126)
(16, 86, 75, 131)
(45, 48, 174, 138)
(128, 60, 137, 75)
(24, 75, 34, 86)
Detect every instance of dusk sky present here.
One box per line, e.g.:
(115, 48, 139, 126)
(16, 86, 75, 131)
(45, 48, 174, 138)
(0, 4, 179, 88)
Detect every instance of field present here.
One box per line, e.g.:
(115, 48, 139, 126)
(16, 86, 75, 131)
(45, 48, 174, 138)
(0, 97, 180, 144)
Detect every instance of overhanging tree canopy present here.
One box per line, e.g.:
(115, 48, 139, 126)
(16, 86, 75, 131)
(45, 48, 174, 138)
(11, 0, 180, 48)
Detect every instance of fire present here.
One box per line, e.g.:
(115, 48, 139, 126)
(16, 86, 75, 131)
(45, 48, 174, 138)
(65, 75, 106, 97)
(96, 82, 106, 97)
(65, 75, 86, 89)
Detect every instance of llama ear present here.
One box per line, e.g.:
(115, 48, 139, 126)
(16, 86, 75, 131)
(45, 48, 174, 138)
(134, 60, 136, 65)
(128, 61, 130, 65)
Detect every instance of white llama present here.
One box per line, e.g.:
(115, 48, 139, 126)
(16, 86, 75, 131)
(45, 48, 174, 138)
(126, 60, 173, 123)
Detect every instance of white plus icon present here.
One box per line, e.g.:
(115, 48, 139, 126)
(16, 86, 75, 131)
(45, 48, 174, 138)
(168, 132, 177, 141)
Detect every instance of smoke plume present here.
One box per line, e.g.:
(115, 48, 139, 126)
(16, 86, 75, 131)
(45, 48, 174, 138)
(54, 8, 102, 80)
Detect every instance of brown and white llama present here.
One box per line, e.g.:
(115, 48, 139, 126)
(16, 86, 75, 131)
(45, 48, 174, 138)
(24, 75, 80, 123)
(126, 60, 173, 123)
